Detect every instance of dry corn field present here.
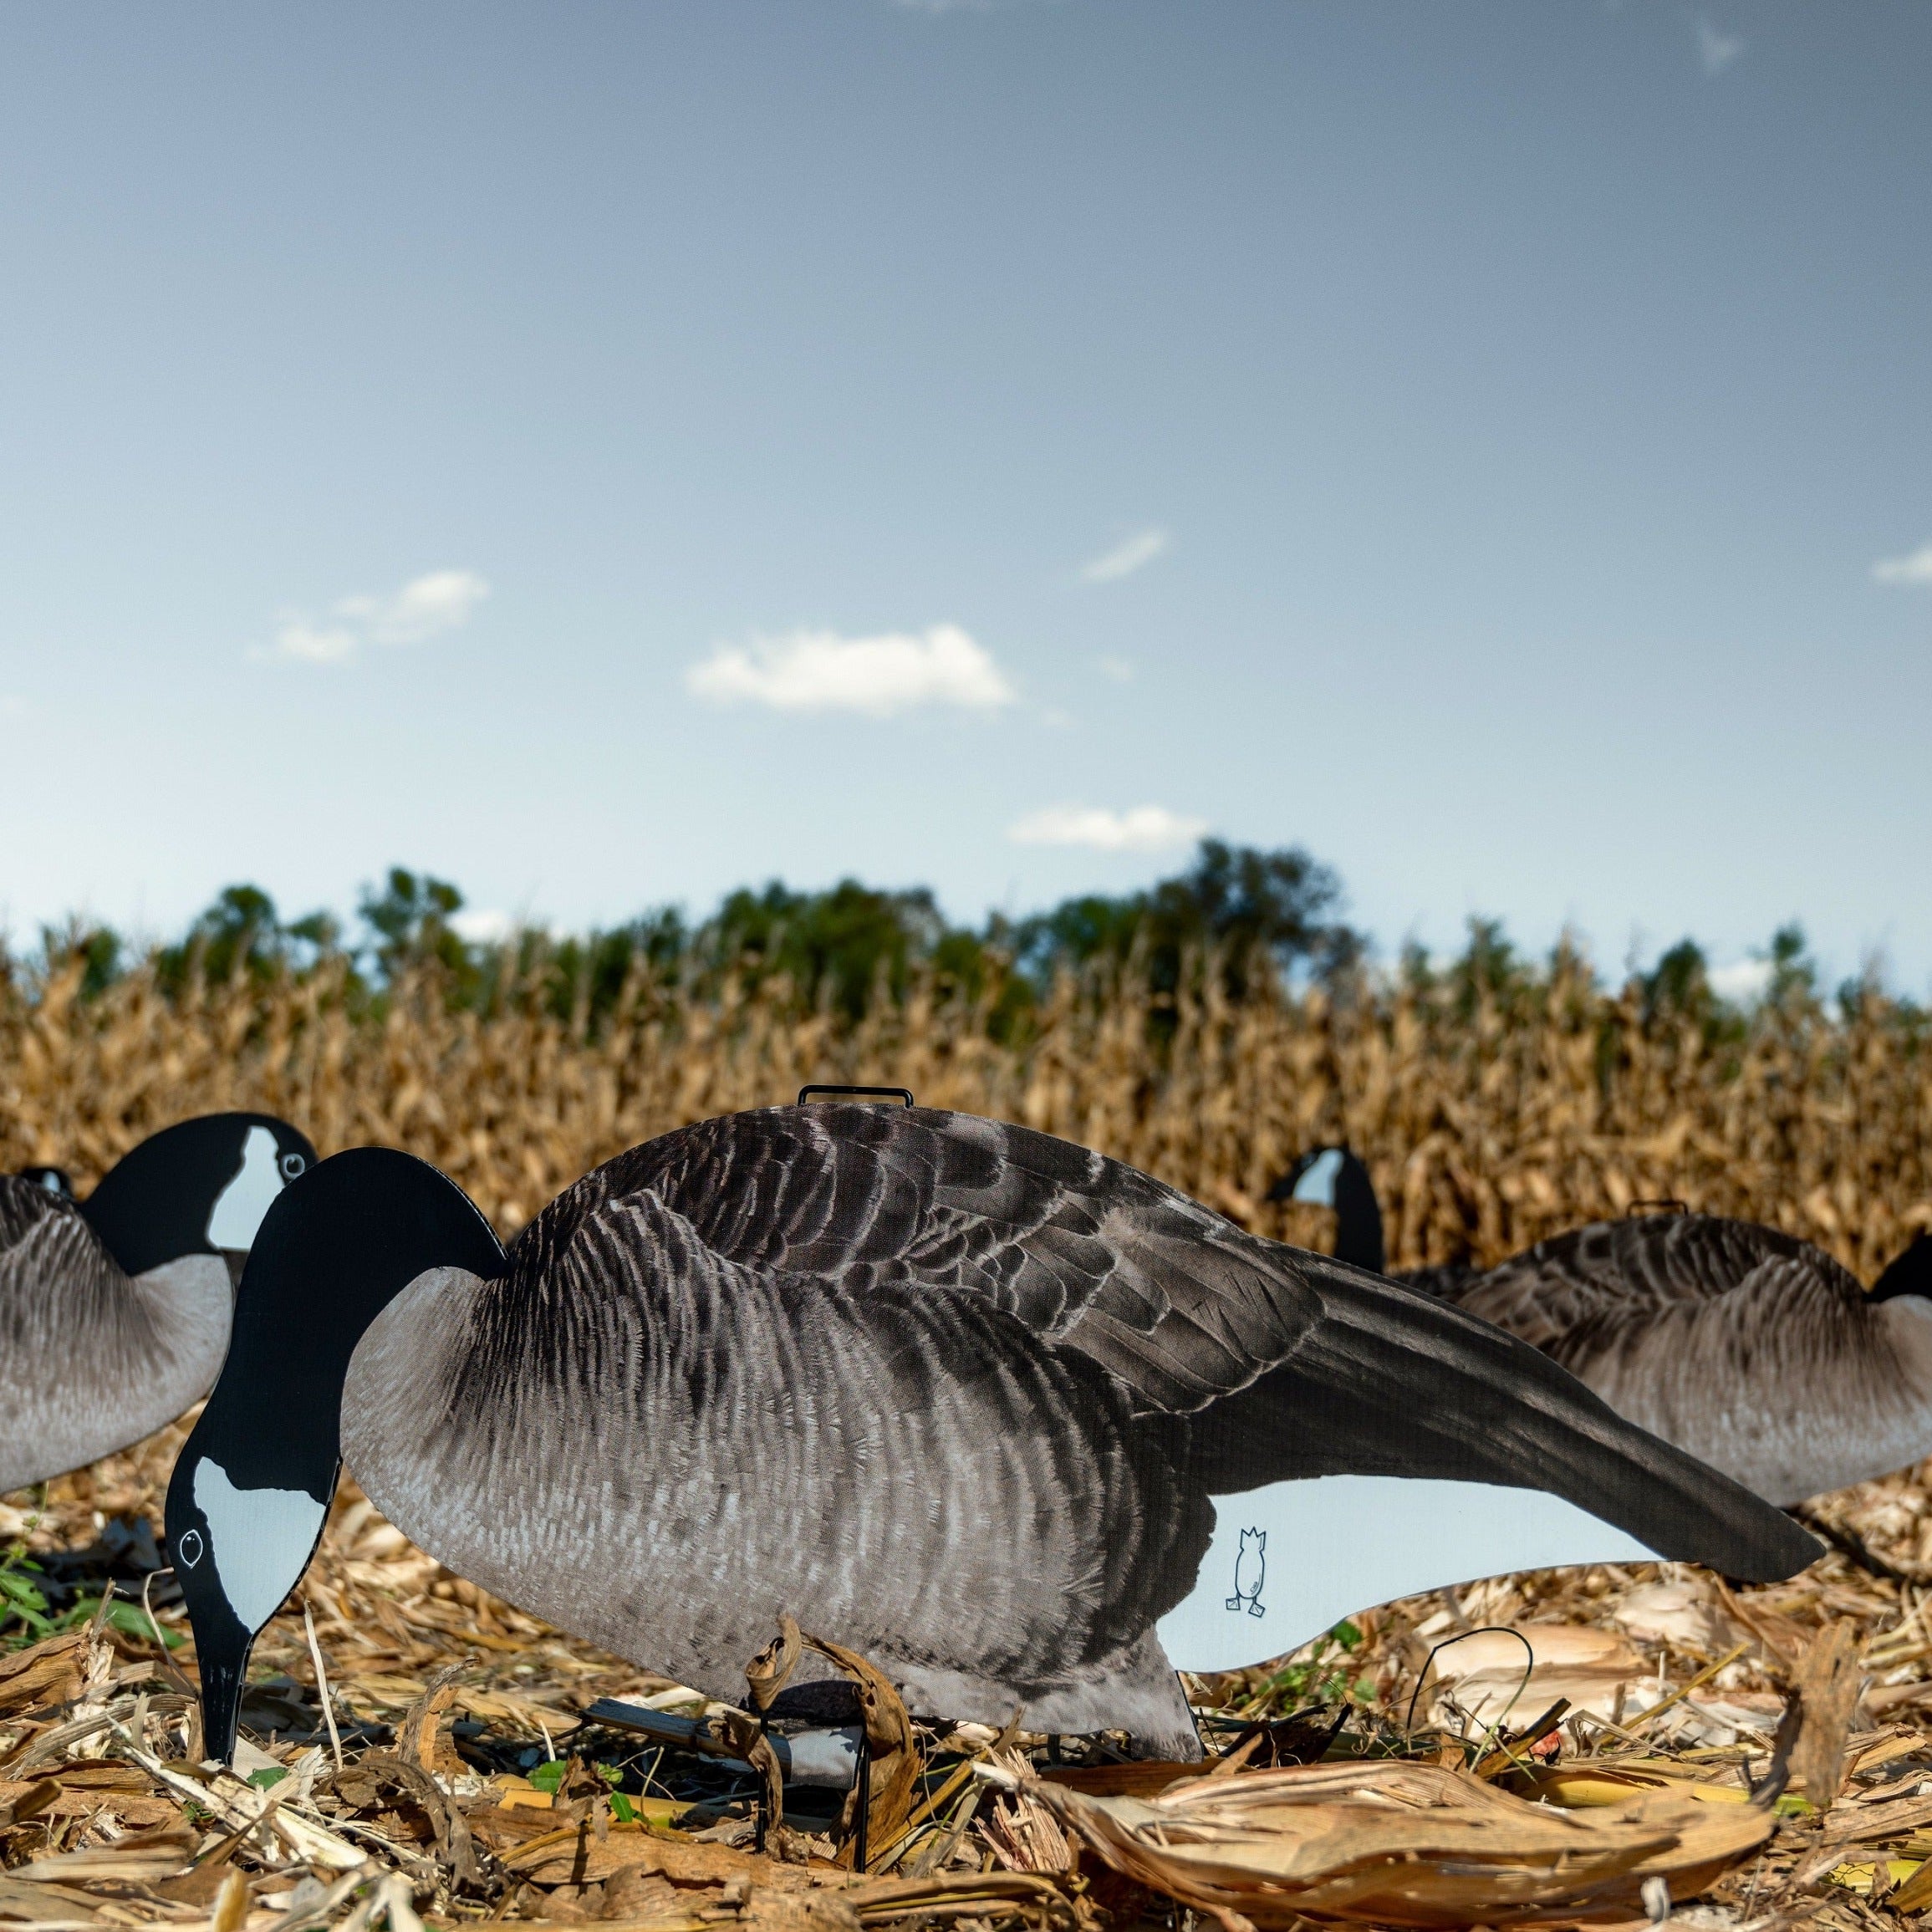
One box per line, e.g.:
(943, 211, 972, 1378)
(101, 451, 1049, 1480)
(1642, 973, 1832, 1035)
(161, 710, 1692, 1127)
(4, 952, 1927, 1271)
(5, 952, 1932, 1932)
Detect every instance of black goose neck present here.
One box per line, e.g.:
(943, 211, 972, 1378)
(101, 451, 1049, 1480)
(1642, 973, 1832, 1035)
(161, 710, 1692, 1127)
(186, 1147, 506, 1492)
(1329, 1154, 1387, 1274)
(163, 1148, 500, 1771)
(79, 1113, 314, 1276)
(1873, 1232, 1932, 1304)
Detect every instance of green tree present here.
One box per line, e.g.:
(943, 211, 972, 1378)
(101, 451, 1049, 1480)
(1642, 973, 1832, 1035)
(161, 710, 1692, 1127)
(38, 921, 122, 1000)
(156, 885, 341, 993)
(1013, 839, 1360, 1001)
(1644, 938, 1709, 1017)
(1766, 921, 1816, 1007)
(537, 910, 689, 1027)
(702, 879, 977, 1022)
(358, 869, 472, 986)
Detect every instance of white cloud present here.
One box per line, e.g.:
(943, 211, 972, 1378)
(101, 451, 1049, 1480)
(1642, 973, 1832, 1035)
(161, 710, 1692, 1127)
(686, 624, 1015, 716)
(450, 909, 516, 945)
(1008, 803, 1207, 853)
(1079, 528, 1170, 584)
(1096, 656, 1136, 681)
(1873, 543, 1932, 587)
(1709, 958, 1772, 1002)
(339, 569, 492, 645)
(269, 619, 362, 665)
(1695, 18, 1744, 74)
(261, 568, 491, 665)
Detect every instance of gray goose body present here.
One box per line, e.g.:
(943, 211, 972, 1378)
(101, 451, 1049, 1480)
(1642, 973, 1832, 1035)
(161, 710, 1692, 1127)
(0, 1114, 318, 1495)
(1273, 1144, 1932, 1509)
(1450, 1216, 1932, 1506)
(323, 1107, 1814, 1749)
(0, 1180, 229, 1493)
(350, 1211, 1203, 1741)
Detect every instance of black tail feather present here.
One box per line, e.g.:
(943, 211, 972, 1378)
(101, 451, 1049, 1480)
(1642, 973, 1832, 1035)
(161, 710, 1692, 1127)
(1187, 1261, 1822, 1585)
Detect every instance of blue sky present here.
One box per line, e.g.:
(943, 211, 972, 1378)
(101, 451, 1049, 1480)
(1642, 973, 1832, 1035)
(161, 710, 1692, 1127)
(2, 2, 1927, 988)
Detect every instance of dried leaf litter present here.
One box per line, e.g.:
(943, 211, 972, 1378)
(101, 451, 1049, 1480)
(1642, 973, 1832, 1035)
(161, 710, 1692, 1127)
(14, 1415, 1932, 1932)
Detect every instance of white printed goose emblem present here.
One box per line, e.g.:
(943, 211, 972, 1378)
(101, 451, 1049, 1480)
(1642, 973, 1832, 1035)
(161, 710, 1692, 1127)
(1225, 1526, 1266, 1618)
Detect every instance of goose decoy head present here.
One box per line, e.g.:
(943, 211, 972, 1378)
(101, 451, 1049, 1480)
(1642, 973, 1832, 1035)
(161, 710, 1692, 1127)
(17, 1165, 74, 1198)
(1871, 1231, 1932, 1304)
(165, 1147, 504, 1764)
(1265, 1144, 1386, 1274)
(80, 1114, 319, 1277)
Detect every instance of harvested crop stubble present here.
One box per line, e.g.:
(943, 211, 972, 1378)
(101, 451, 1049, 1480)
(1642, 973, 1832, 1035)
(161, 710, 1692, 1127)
(15, 1425, 1932, 1930)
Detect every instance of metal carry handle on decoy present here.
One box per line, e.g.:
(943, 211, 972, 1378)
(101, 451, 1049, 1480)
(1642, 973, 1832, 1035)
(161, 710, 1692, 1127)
(797, 1085, 915, 1108)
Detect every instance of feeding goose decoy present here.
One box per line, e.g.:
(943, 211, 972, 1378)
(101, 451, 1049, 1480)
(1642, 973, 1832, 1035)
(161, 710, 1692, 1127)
(1272, 1144, 1932, 1506)
(1, 1113, 319, 1495)
(167, 1104, 1817, 1764)
(1267, 1146, 1478, 1296)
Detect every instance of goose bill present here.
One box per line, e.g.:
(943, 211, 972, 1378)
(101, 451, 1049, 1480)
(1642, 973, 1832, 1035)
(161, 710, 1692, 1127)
(166, 1449, 334, 1761)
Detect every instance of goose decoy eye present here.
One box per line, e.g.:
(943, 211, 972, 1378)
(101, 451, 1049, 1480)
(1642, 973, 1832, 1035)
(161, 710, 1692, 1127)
(280, 1152, 307, 1181)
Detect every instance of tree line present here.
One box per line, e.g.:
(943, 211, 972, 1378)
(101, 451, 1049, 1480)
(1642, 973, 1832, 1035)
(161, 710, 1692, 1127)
(29, 839, 1874, 1045)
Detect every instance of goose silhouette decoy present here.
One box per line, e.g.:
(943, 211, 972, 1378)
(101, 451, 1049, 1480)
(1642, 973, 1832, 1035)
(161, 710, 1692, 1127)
(1268, 1147, 1479, 1297)
(167, 1104, 1817, 1764)
(1, 1114, 319, 1496)
(1272, 1144, 1932, 1507)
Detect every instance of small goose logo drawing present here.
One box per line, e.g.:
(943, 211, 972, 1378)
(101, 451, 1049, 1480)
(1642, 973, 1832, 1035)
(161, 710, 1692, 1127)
(1226, 1526, 1267, 1617)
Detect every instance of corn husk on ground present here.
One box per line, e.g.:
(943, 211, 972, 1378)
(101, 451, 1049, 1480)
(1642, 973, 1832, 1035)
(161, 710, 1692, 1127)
(1021, 1758, 1775, 1929)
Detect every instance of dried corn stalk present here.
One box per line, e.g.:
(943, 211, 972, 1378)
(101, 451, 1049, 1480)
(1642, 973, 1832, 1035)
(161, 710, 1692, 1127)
(1025, 1757, 1775, 1929)
(3, 948, 1926, 1281)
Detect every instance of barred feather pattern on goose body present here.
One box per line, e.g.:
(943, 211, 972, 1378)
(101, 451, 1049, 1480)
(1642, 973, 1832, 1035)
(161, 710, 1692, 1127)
(0, 1180, 229, 1493)
(346, 1194, 1212, 1745)
(339, 1109, 1813, 1748)
(590, 1105, 1323, 1413)
(1450, 1216, 1932, 1505)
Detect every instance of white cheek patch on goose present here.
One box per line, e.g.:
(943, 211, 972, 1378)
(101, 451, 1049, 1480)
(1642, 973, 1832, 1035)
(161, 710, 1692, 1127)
(206, 1126, 286, 1251)
(1156, 1475, 1657, 1674)
(192, 1459, 327, 1634)
(1291, 1149, 1343, 1208)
